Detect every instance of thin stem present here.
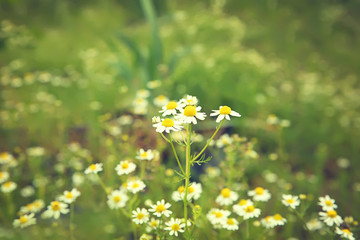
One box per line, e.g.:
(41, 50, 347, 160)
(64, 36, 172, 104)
(160, 133, 170, 142)
(183, 124, 192, 233)
(292, 209, 315, 240)
(6, 193, 14, 218)
(246, 220, 250, 239)
(169, 133, 185, 175)
(140, 161, 146, 180)
(70, 203, 75, 240)
(192, 119, 224, 163)
(96, 174, 109, 194)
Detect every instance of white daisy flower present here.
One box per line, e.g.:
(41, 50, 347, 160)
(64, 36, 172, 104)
(164, 218, 185, 237)
(222, 218, 239, 231)
(149, 199, 172, 217)
(132, 208, 149, 225)
(172, 182, 202, 202)
(107, 190, 129, 209)
(84, 163, 103, 174)
(0, 171, 10, 184)
(232, 199, 254, 215)
(215, 188, 239, 206)
(210, 106, 241, 123)
(136, 149, 154, 161)
(1, 181, 17, 193)
(281, 194, 300, 209)
(152, 116, 161, 124)
(148, 218, 159, 229)
(58, 188, 81, 204)
(177, 105, 206, 124)
(159, 100, 185, 116)
(20, 200, 45, 215)
(115, 160, 136, 175)
(318, 195, 337, 211)
(0, 152, 14, 164)
(335, 227, 355, 240)
(179, 95, 198, 106)
(215, 134, 233, 148)
(136, 89, 150, 98)
(207, 208, 231, 225)
(153, 95, 169, 107)
(42, 201, 69, 219)
(272, 214, 287, 226)
(319, 210, 343, 226)
(235, 204, 261, 220)
(20, 186, 35, 198)
(306, 218, 323, 231)
(266, 114, 280, 125)
(13, 213, 36, 228)
(127, 179, 146, 194)
(26, 147, 45, 157)
(152, 118, 183, 133)
(140, 233, 153, 240)
(248, 187, 271, 202)
(261, 216, 276, 229)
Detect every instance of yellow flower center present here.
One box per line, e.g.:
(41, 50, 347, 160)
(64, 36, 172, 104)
(188, 186, 195, 193)
(255, 187, 264, 195)
(178, 186, 185, 193)
(245, 205, 255, 213)
(4, 181, 11, 188)
(150, 220, 158, 227)
(26, 204, 33, 210)
(162, 118, 174, 127)
(157, 95, 166, 100)
(89, 164, 97, 171)
(219, 106, 231, 115)
(273, 214, 283, 221)
(265, 216, 272, 222)
(227, 218, 235, 225)
(137, 213, 144, 219)
(327, 210, 337, 218)
(113, 196, 121, 203)
(325, 200, 333, 206)
(155, 204, 166, 213)
(239, 199, 247, 206)
(132, 183, 140, 189)
(166, 101, 177, 110)
(0, 172, 3, 178)
(141, 152, 148, 158)
(286, 198, 294, 204)
(171, 224, 180, 231)
(184, 106, 197, 117)
(0, 152, 8, 158)
(122, 162, 129, 169)
(215, 212, 223, 218)
(66, 192, 73, 199)
(342, 229, 351, 234)
(51, 201, 61, 211)
(19, 216, 28, 224)
(221, 188, 231, 198)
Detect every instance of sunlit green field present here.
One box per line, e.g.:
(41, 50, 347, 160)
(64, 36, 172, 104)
(1, 0, 359, 239)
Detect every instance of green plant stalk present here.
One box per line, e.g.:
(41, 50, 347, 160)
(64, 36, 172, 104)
(96, 174, 109, 194)
(192, 119, 224, 163)
(169, 133, 185, 175)
(183, 124, 192, 233)
(140, 161, 146, 180)
(246, 220, 250, 239)
(226, 152, 236, 187)
(293, 209, 315, 240)
(128, 194, 138, 240)
(6, 193, 14, 218)
(70, 203, 75, 240)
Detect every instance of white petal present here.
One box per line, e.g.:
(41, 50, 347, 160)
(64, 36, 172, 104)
(230, 111, 241, 117)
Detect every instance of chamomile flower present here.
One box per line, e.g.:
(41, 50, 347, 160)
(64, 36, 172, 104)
(84, 163, 103, 174)
(13, 213, 36, 228)
(136, 89, 150, 98)
(232, 199, 254, 215)
(148, 218, 160, 229)
(127, 179, 146, 194)
(335, 227, 355, 240)
(0, 171, 9, 183)
(248, 187, 271, 202)
(42, 201, 69, 219)
(107, 190, 129, 209)
(215, 134, 233, 148)
(1, 181, 17, 193)
(177, 105, 206, 124)
(306, 218, 323, 231)
(179, 95, 198, 106)
(282, 194, 300, 209)
(132, 208, 149, 225)
(172, 182, 202, 202)
(319, 210, 343, 226)
(222, 218, 239, 231)
(58, 188, 81, 204)
(164, 218, 185, 237)
(235, 204, 261, 220)
(207, 209, 231, 225)
(115, 160, 136, 175)
(210, 106, 241, 123)
(318, 195, 337, 211)
(140, 233, 153, 240)
(149, 199, 172, 217)
(152, 116, 161, 124)
(136, 149, 154, 161)
(0, 152, 14, 164)
(153, 95, 169, 107)
(159, 100, 185, 116)
(261, 216, 276, 229)
(152, 118, 183, 133)
(272, 214, 287, 226)
(215, 188, 239, 206)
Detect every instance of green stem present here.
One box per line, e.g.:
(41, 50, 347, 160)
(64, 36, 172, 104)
(169, 133, 185, 175)
(6, 193, 14, 218)
(183, 124, 192, 233)
(70, 203, 75, 240)
(192, 120, 224, 163)
(293, 209, 314, 240)
(160, 133, 170, 142)
(246, 220, 250, 239)
(140, 161, 146, 180)
(96, 174, 109, 194)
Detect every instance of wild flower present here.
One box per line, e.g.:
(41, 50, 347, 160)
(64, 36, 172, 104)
(149, 199, 172, 217)
(0, 152, 14, 164)
(126, 179, 146, 194)
(107, 190, 129, 209)
(172, 182, 202, 201)
(248, 187, 271, 202)
(42, 201, 69, 219)
(153, 95, 169, 107)
(335, 227, 355, 240)
(210, 106, 241, 123)
(0, 171, 10, 183)
(319, 210, 343, 226)
(13, 213, 36, 228)
(115, 160, 136, 175)
(222, 218, 239, 231)
(84, 163, 103, 174)
(235, 204, 261, 220)
(318, 195, 337, 211)
(215, 188, 239, 206)
(176, 105, 206, 124)
(58, 188, 81, 204)
(1, 181, 17, 193)
(207, 208, 231, 225)
(281, 194, 300, 209)
(159, 100, 185, 116)
(132, 208, 150, 225)
(152, 118, 183, 133)
(164, 218, 185, 237)
(136, 149, 154, 161)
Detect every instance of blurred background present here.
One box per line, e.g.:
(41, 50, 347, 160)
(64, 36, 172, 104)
(1, 0, 360, 238)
